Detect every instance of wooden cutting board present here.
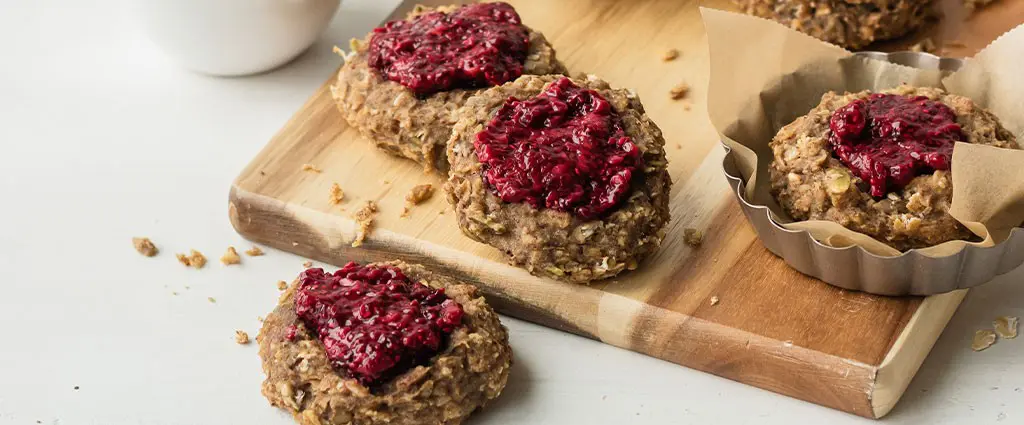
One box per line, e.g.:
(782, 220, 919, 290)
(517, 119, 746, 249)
(230, 0, 1020, 418)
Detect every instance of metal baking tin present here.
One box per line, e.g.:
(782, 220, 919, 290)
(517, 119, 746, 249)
(721, 51, 1024, 296)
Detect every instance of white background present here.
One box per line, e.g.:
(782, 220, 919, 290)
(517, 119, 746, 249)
(1, 1, 1022, 424)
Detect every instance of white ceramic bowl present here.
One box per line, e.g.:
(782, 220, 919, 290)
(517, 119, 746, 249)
(140, 0, 342, 76)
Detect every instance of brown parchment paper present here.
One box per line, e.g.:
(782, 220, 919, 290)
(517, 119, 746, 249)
(702, 8, 1024, 257)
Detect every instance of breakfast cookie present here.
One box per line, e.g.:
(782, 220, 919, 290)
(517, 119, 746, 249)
(769, 85, 1018, 251)
(331, 2, 566, 174)
(258, 261, 511, 425)
(445, 75, 672, 284)
(733, 0, 933, 49)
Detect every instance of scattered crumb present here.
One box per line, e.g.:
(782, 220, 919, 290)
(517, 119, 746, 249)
(972, 329, 997, 351)
(682, 101, 692, 111)
(277, 280, 288, 291)
(220, 246, 241, 265)
(439, 209, 446, 215)
(683, 228, 703, 247)
(208, 297, 217, 303)
(401, 207, 412, 218)
(994, 316, 1018, 339)
(235, 330, 251, 345)
(383, 180, 391, 184)
(329, 182, 345, 205)
(352, 201, 379, 247)
(909, 38, 937, 54)
(662, 48, 680, 62)
(257, 316, 265, 322)
(302, 261, 313, 268)
(132, 237, 158, 257)
(302, 163, 322, 173)
(406, 184, 435, 205)
(74, 386, 79, 390)
(710, 296, 720, 306)
(292, 242, 299, 247)
(782, 340, 794, 348)
(259, 170, 266, 176)
(675, 143, 682, 149)
(171, 291, 179, 296)
(244, 246, 264, 256)
(176, 250, 207, 269)
(669, 82, 689, 100)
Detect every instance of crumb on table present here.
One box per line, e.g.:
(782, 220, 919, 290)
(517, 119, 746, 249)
(132, 237, 158, 257)
(329, 182, 345, 205)
(710, 296, 720, 306)
(244, 246, 264, 256)
(176, 250, 207, 269)
(406, 184, 435, 205)
(302, 163, 322, 173)
(302, 261, 313, 268)
(235, 330, 250, 345)
(669, 82, 689, 100)
(909, 39, 936, 54)
(220, 247, 241, 265)
(973, 329, 997, 351)
(995, 316, 1019, 339)
(207, 297, 217, 304)
(684, 228, 703, 247)
(662, 48, 680, 62)
(277, 280, 288, 291)
(352, 201, 379, 247)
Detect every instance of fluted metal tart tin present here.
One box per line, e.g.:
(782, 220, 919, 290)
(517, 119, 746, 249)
(721, 51, 1024, 296)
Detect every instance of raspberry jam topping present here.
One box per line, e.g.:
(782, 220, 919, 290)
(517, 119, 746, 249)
(828, 94, 964, 197)
(294, 264, 464, 387)
(367, 2, 530, 96)
(473, 77, 642, 219)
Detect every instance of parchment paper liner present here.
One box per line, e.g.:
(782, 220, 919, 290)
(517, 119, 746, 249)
(703, 8, 1024, 294)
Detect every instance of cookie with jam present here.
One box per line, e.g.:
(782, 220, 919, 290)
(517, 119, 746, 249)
(445, 75, 672, 283)
(257, 261, 511, 425)
(330, 2, 566, 174)
(768, 85, 1018, 250)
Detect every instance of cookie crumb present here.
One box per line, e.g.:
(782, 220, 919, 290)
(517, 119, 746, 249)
(207, 297, 217, 303)
(257, 316, 265, 322)
(972, 329, 997, 351)
(329, 182, 345, 205)
(662, 48, 680, 62)
(352, 201, 379, 247)
(909, 39, 937, 54)
(994, 316, 1018, 339)
(235, 330, 251, 345)
(675, 143, 682, 149)
(669, 82, 689, 100)
(383, 180, 391, 184)
(245, 246, 264, 256)
(277, 280, 288, 291)
(176, 250, 207, 269)
(292, 242, 299, 247)
(302, 261, 313, 268)
(132, 237, 158, 257)
(710, 296, 720, 306)
(171, 291, 179, 296)
(683, 228, 703, 247)
(406, 184, 435, 205)
(302, 163, 322, 173)
(220, 246, 241, 265)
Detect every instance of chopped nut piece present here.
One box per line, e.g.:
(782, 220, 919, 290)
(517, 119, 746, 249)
(176, 250, 207, 269)
(995, 316, 1019, 339)
(683, 228, 703, 247)
(329, 182, 345, 205)
(235, 330, 250, 345)
(207, 297, 217, 303)
(825, 168, 852, 193)
(972, 329, 997, 351)
(244, 246, 264, 256)
(220, 246, 241, 265)
(662, 48, 680, 62)
(132, 237, 158, 257)
(710, 296, 720, 306)
(302, 261, 313, 268)
(352, 201, 379, 247)
(669, 82, 689, 100)
(277, 280, 288, 291)
(301, 164, 321, 173)
(406, 184, 435, 205)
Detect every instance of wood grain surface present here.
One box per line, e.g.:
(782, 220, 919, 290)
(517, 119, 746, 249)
(229, 0, 1019, 418)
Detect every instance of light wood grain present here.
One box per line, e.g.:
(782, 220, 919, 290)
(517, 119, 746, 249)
(229, 0, 1017, 418)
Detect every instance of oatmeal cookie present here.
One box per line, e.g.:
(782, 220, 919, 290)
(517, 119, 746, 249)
(733, 0, 933, 49)
(445, 75, 672, 284)
(769, 85, 1018, 251)
(330, 3, 566, 174)
(258, 261, 511, 425)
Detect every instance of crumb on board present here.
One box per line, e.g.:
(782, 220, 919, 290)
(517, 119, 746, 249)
(171, 291, 179, 296)
(676, 143, 683, 150)
(909, 39, 937, 54)
(207, 297, 217, 304)
(292, 242, 299, 247)
(684, 228, 703, 247)
(302, 261, 313, 268)
(176, 250, 207, 269)
(277, 280, 288, 291)
(710, 296, 720, 306)
(329, 182, 345, 205)
(220, 246, 241, 265)
(973, 329, 997, 351)
(352, 201, 379, 248)
(302, 163, 322, 173)
(662, 48, 680, 62)
(995, 316, 1019, 339)
(244, 246, 264, 256)
(406, 184, 435, 205)
(383, 180, 391, 184)
(669, 82, 689, 100)
(257, 316, 265, 322)
(132, 237, 158, 257)
(235, 330, 250, 345)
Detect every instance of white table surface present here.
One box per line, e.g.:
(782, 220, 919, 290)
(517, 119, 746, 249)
(1, 1, 1022, 424)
